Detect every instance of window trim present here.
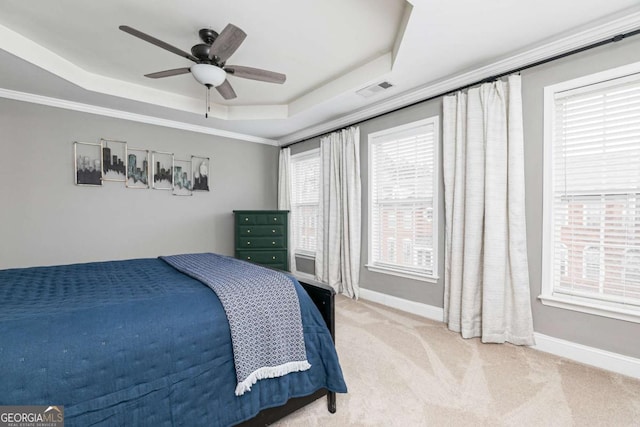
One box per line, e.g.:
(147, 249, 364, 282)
(540, 62, 640, 323)
(290, 148, 320, 259)
(365, 116, 440, 283)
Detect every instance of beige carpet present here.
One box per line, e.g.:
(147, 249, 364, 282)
(273, 296, 640, 426)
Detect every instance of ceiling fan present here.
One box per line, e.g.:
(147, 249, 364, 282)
(119, 24, 286, 116)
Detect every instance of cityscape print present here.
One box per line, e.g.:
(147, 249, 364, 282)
(74, 141, 102, 186)
(152, 151, 173, 190)
(101, 139, 127, 182)
(173, 159, 192, 196)
(192, 156, 210, 191)
(126, 148, 149, 189)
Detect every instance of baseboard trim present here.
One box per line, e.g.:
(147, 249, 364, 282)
(358, 288, 640, 380)
(359, 288, 444, 322)
(532, 333, 640, 379)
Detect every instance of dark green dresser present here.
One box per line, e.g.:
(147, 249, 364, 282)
(233, 210, 289, 271)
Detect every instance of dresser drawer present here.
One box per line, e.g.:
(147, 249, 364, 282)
(237, 237, 286, 249)
(236, 250, 287, 265)
(237, 213, 287, 225)
(238, 225, 285, 237)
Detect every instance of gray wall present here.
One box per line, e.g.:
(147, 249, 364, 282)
(0, 99, 278, 269)
(521, 35, 640, 359)
(290, 99, 445, 307)
(290, 35, 640, 359)
(358, 100, 445, 305)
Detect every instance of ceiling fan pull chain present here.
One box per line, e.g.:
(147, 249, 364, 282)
(205, 86, 210, 118)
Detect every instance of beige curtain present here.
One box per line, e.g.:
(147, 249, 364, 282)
(315, 127, 361, 299)
(442, 75, 535, 345)
(277, 147, 295, 272)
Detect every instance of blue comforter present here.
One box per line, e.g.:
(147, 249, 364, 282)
(0, 258, 347, 426)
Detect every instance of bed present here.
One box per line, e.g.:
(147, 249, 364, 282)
(0, 254, 347, 426)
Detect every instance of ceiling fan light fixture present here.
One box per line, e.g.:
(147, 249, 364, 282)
(190, 64, 226, 87)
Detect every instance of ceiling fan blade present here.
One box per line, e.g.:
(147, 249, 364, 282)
(224, 65, 286, 84)
(119, 25, 198, 62)
(144, 68, 191, 79)
(209, 24, 247, 62)
(215, 79, 237, 100)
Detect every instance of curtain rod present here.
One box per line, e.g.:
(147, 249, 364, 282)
(281, 27, 640, 149)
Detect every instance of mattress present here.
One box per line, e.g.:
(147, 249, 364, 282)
(0, 258, 346, 426)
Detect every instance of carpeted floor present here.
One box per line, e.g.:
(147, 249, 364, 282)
(273, 296, 640, 426)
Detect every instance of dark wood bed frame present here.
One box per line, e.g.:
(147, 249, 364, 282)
(238, 278, 337, 426)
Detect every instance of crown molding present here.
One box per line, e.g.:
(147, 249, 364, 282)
(0, 88, 279, 146)
(278, 10, 640, 145)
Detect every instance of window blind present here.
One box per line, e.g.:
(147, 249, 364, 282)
(551, 74, 640, 309)
(370, 121, 436, 276)
(291, 151, 320, 254)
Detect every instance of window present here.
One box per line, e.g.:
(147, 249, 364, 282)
(402, 238, 413, 264)
(559, 244, 569, 278)
(290, 149, 320, 256)
(624, 249, 640, 294)
(541, 64, 640, 322)
(367, 117, 439, 281)
(387, 237, 397, 263)
(582, 246, 600, 281)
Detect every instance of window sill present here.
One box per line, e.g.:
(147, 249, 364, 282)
(538, 293, 640, 324)
(294, 251, 315, 261)
(365, 264, 438, 283)
(292, 271, 316, 282)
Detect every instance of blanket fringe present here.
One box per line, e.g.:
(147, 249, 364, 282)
(235, 360, 312, 396)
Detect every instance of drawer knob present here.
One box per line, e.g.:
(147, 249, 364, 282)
(247, 230, 251, 233)
(245, 218, 249, 221)
(274, 217, 278, 221)
(247, 241, 251, 245)
(272, 229, 275, 233)
(247, 256, 251, 260)
(272, 241, 275, 245)
(272, 256, 276, 260)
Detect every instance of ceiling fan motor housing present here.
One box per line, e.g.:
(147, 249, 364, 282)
(191, 29, 221, 63)
(199, 28, 218, 44)
(191, 44, 213, 62)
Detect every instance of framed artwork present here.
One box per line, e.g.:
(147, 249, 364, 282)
(173, 159, 193, 196)
(126, 147, 150, 189)
(101, 139, 127, 182)
(191, 155, 210, 191)
(74, 141, 103, 186)
(152, 151, 174, 190)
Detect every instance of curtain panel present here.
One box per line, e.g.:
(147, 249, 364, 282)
(277, 147, 295, 272)
(315, 127, 362, 299)
(442, 75, 535, 345)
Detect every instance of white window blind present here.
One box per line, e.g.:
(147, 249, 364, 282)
(368, 118, 438, 280)
(549, 73, 640, 312)
(291, 150, 320, 255)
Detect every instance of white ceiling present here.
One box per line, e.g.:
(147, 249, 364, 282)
(1, 0, 640, 144)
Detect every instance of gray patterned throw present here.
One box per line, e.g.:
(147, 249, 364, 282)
(160, 253, 310, 396)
